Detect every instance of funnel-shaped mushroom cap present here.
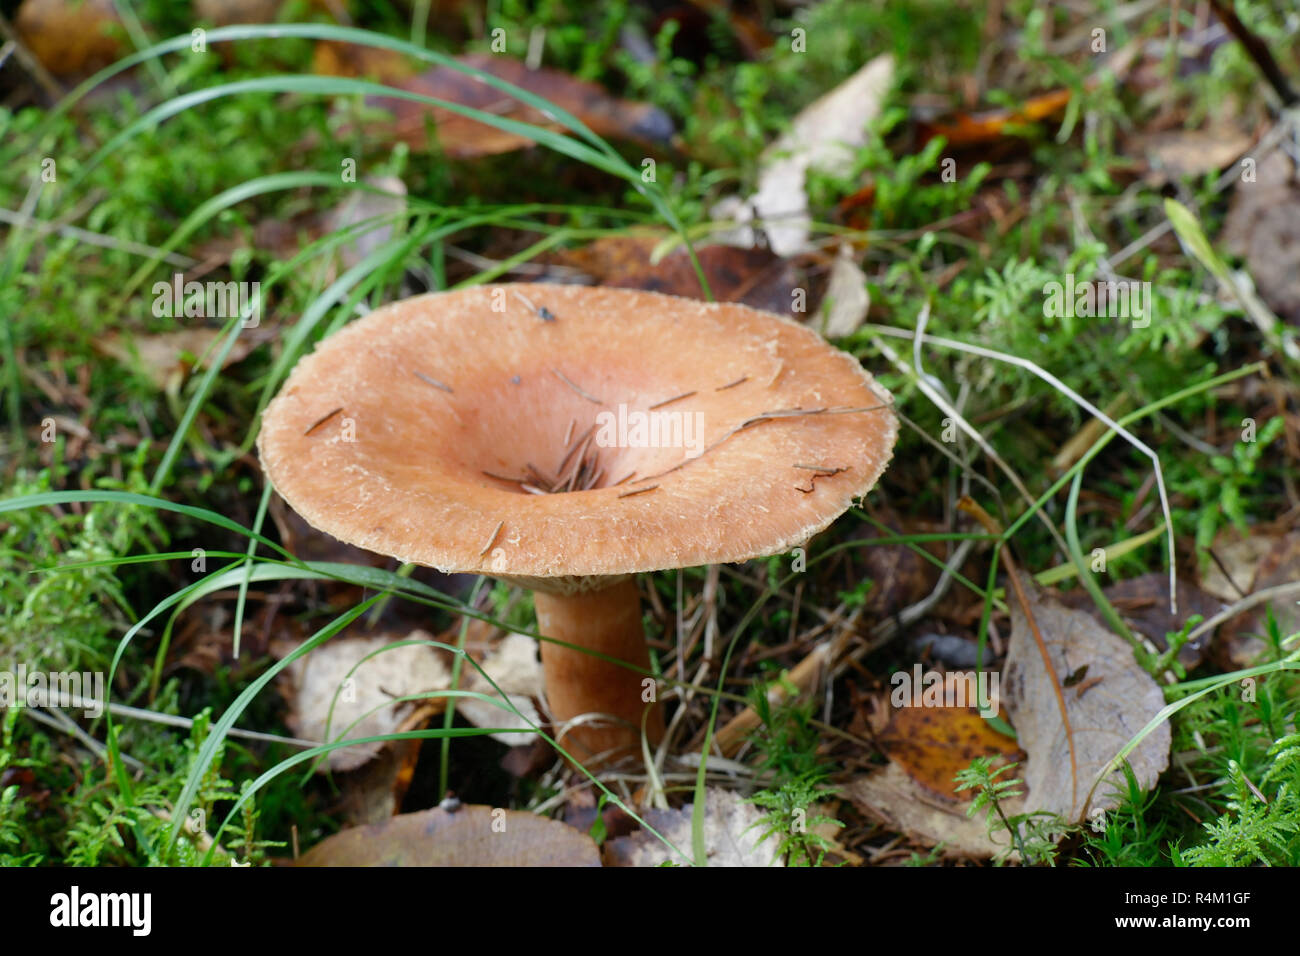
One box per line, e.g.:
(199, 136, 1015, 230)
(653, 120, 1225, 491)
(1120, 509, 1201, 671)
(258, 285, 896, 589)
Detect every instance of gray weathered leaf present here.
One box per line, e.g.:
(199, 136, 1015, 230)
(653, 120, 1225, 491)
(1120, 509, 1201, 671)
(283, 630, 449, 771)
(748, 55, 894, 256)
(1004, 589, 1170, 821)
(819, 243, 870, 337)
(604, 788, 783, 867)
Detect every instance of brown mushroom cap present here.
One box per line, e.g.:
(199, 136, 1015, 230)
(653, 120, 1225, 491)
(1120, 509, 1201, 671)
(258, 284, 896, 588)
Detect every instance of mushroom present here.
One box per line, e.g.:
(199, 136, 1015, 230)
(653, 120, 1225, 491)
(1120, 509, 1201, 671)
(257, 284, 896, 765)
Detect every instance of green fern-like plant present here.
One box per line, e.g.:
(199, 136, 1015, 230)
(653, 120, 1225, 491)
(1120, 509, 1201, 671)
(1181, 735, 1300, 866)
(747, 771, 844, 867)
(63, 710, 278, 866)
(954, 756, 1070, 866)
(0, 708, 43, 865)
(743, 677, 845, 866)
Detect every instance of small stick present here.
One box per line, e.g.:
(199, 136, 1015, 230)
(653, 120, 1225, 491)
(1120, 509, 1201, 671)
(551, 368, 603, 404)
(793, 464, 847, 474)
(479, 520, 504, 556)
(555, 424, 594, 476)
(520, 484, 549, 495)
(482, 470, 527, 484)
(649, 390, 696, 410)
(793, 464, 848, 494)
(1206, 0, 1298, 106)
(630, 402, 893, 485)
(562, 418, 576, 447)
(414, 371, 453, 393)
(961, 495, 1080, 820)
(558, 429, 595, 491)
(524, 462, 555, 490)
(303, 407, 343, 435)
(713, 644, 831, 757)
(618, 484, 659, 498)
(716, 375, 748, 391)
(612, 471, 637, 486)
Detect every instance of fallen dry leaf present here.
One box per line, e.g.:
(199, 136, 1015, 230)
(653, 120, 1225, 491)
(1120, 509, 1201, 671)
(1004, 588, 1170, 821)
(1211, 530, 1300, 667)
(318, 46, 673, 158)
(856, 509, 944, 619)
(846, 761, 1023, 860)
(555, 236, 801, 316)
(336, 737, 423, 826)
(269, 492, 391, 570)
(460, 631, 543, 747)
(817, 243, 870, 337)
(917, 88, 1073, 148)
(324, 175, 408, 272)
(297, 805, 599, 866)
(281, 631, 450, 771)
(193, 0, 283, 26)
(1102, 573, 1221, 668)
(94, 327, 273, 391)
(16, 0, 123, 79)
(1133, 125, 1253, 185)
(603, 788, 783, 867)
(740, 54, 895, 256)
(1221, 148, 1300, 325)
(846, 696, 1023, 860)
(1059, 572, 1222, 669)
(1200, 528, 1275, 603)
(876, 704, 1022, 801)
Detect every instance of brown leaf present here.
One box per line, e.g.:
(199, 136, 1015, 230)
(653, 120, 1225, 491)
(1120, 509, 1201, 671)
(1220, 148, 1300, 325)
(846, 762, 1022, 860)
(270, 492, 390, 569)
(317, 46, 673, 158)
(1104, 573, 1221, 667)
(877, 704, 1021, 801)
(1059, 573, 1222, 669)
(855, 510, 943, 619)
(297, 805, 599, 866)
(337, 737, 423, 826)
(1199, 528, 1274, 602)
(1004, 589, 1170, 821)
(846, 691, 1022, 860)
(169, 598, 291, 677)
(93, 327, 272, 390)
(1212, 530, 1300, 667)
(1132, 125, 1253, 185)
(193, 0, 284, 26)
(917, 88, 1073, 148)
(16, 0, 124, 78)
(556, 236, 801, 315)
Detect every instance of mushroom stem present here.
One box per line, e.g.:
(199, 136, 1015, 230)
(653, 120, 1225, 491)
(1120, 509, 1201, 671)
(533, 577, 664, 764)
